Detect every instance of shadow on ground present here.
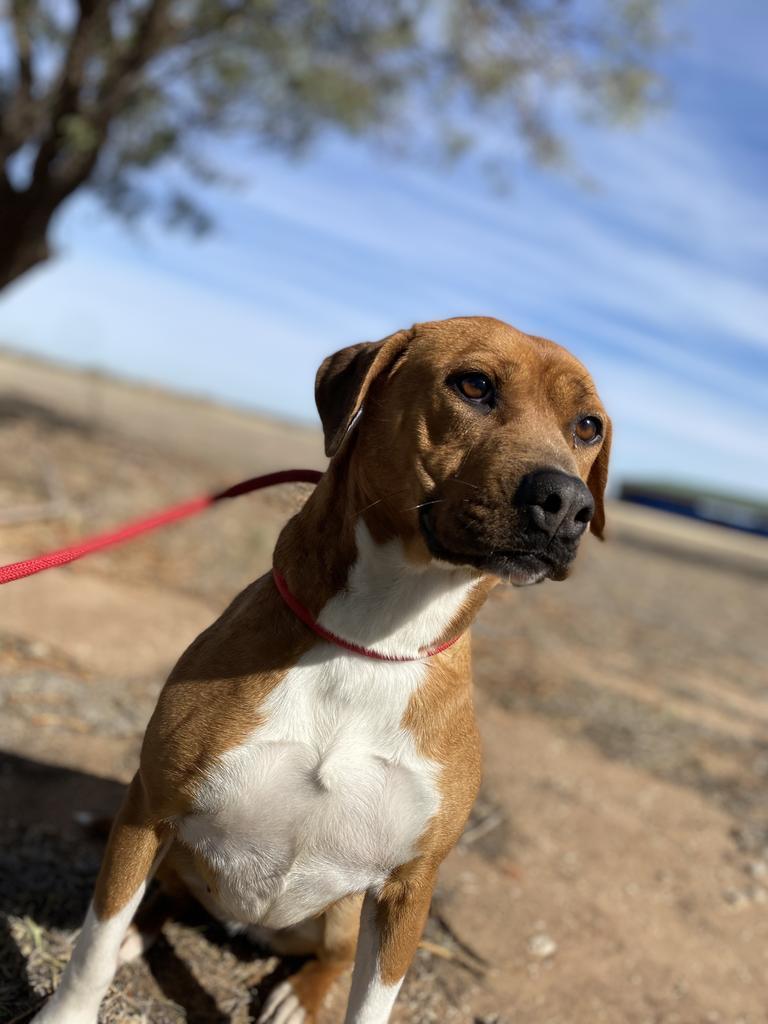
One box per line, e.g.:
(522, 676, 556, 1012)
(0, 753, 301, 1024)
(0, 394, 94, 434)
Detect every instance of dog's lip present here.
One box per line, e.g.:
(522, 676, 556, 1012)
(418, 507, 566, 585)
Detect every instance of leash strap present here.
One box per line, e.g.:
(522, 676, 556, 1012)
(1, 466, 461, 661)
(0, 469, 323, 585)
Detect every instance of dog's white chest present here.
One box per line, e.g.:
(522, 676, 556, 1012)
(179, 648, 440, 928)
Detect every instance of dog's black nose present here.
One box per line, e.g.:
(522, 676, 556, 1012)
(517, 470, 594, 540)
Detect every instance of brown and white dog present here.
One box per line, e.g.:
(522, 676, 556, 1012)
(35, 316, 610, 1024)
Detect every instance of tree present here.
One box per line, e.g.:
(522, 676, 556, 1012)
(0, 0, 667, 291)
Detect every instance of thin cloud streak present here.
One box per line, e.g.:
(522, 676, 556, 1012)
(0, 0, 765, 499)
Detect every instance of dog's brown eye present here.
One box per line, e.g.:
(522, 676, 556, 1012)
(454, 373, 494, 405)
(574, 416, 602, 445)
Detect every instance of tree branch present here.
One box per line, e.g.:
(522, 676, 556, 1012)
(97, 0, 174, 111)
(27, 0, 113, 192)
(10, 0, 34, 99)
(0, 1, 38, 162)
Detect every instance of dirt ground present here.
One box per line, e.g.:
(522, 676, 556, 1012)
(1, 351, 767, 1024)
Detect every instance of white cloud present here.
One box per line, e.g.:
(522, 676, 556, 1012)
(1, 0, 766, 500)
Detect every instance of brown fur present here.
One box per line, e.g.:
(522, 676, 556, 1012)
(84, 316, 609, 1021)
(287, 897, 362, 1020)
(344, 318, 610, 563)
(139, 578, 313, 818)
(93, 774, 166, 920)
(374, 638, 483, 985)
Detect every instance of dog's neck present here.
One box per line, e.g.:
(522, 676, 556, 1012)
(273, 459, 494, 658)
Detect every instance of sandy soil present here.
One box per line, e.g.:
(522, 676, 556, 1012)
(1, 351, 767, 1024)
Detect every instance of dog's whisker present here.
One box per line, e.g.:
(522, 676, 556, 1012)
(451, 476, 480, 490)
(355, 486, 411, 516)
(356, 497, 384, 515)
(403, 499, 446, 512)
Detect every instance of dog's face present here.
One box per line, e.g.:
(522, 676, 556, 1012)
(316, 316, 611, 585)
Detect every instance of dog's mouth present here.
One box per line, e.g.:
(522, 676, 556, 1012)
(418, 507, 574, 586)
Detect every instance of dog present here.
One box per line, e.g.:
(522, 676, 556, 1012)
(35, 316, 611, 1024)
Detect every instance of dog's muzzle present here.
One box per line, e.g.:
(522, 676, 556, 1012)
(419, 469, 593, 585)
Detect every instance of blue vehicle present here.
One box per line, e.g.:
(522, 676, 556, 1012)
(619, 483, 768, 539)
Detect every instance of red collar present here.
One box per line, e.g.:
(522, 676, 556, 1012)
(272, 568, 462, 662)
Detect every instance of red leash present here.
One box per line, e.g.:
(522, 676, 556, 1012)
(0, 466, 461, 661)
(0, 469, 322, 586)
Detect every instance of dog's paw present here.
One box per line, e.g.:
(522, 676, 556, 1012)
(118, 923, 151, 964)
(256, 979, 309, 1024)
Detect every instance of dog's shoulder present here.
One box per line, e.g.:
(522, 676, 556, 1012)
(139, 572, 313, 815)
(403, 639, 482, 860)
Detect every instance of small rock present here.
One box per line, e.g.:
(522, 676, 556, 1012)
(722, 888, 748, 908)
(528, 933, 557, 958)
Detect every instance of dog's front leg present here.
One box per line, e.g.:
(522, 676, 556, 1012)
(34, 774, 168, 1024)
(344, 865, 437, 1024)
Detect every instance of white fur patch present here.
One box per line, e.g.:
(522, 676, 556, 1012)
(178, 527, 471, 931)
(318, 521, 477, 658)
(344, 893, 403, 1024)
(33, 890, 146, 1024)
(179, 646, 439, 928)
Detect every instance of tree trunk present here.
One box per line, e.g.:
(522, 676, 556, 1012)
(0, 200, 53, 291)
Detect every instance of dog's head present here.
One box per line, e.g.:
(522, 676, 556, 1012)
(315, 316, 611, 586)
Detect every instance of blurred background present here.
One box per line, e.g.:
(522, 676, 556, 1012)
(0, 1, 767, 1022)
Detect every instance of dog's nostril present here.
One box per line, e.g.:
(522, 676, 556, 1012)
(516, 470, 593, 538)
(541, 493, 562, 515)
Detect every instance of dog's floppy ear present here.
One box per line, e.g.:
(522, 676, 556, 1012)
(315, 330, 410, 458)
(587, 415, 612, 539)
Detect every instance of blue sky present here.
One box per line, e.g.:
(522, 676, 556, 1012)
(0, 1, 766, 499)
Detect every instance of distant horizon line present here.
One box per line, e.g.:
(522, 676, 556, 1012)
(2, 337, 766, 508)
